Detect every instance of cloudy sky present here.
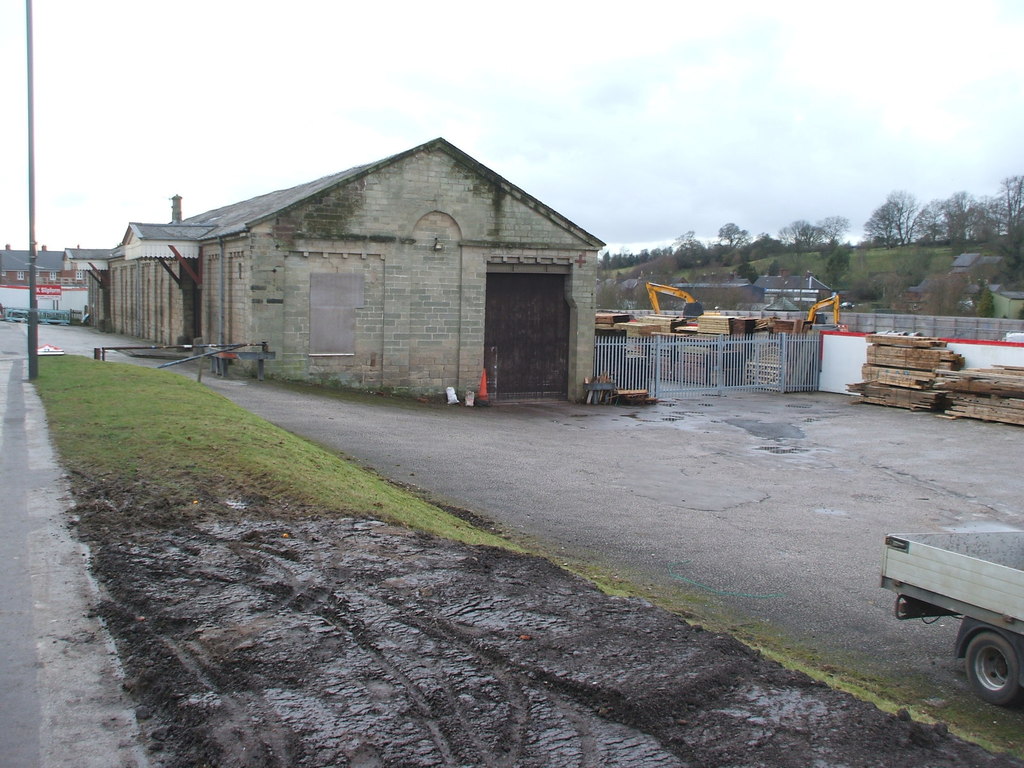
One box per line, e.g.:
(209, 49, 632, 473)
(2, 1, 1023, 253)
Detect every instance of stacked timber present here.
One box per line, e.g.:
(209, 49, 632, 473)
(768, 317, 808, 334)
(863, 335, 964, 371)
(611, 321, 661, 337)
(640, 314, 694, 334)
(934, 367, 1024, 426)
(847, 335, 963, 411)
(696, 315, 732, 335)
(596, 313, 792, 337)
(595, 312, 632, 327)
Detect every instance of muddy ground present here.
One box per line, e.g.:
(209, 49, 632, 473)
(70, 475, 1022, 768)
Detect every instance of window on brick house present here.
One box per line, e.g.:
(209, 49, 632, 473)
(75, 270, 84, 280)
(309, 273, 363, 355)
(49, 272, 57, 281)
(17, 271, 25, 280)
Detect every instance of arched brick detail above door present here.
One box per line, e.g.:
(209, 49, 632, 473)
(412, 211, 462, 247)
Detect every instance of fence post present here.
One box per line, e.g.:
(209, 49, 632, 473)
(778, 334, 788, 393)
(651, 336, 660, 398)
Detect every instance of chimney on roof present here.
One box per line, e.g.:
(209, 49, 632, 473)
(4, 244, 9, 250)
(41, 244, 47, 251)
(171, 194, 182, 224)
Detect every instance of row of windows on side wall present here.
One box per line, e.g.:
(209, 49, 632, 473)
(0, 271, 83, 280)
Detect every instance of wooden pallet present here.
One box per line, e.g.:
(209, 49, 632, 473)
(933, 367, 1024, 426)
(596, 312, 632, 326)
(934, 367, 1024, 398)
(860, 365, 937, 390)
(865, 345, 963, 371)
(847, 381, 946, 410)
(864, 334, 949, 348)
(944, 394, 1024, 426)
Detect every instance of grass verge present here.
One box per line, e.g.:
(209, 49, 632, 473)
(35, 356, 511, 549)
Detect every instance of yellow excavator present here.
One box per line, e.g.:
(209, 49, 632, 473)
(645, 282, 704, 317)
(805, 293, 841, 327)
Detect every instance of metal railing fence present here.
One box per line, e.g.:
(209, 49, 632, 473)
(593, 334, 820, 397)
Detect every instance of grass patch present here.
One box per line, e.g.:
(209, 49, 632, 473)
(35, 355, 511, 548)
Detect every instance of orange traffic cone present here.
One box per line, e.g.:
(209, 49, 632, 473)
(477, 368, 490, 406)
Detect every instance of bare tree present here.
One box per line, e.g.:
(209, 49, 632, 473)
(864, 190, 919, 247)
(717, 222, 750, 249)
(673, 231, 708, 269)
(941, 191, 985, 247)
(778, 220, 823, 252)
(993, 175, 1024, 278)
(915, 200, 946, 244)
(817, 216, 850, 245)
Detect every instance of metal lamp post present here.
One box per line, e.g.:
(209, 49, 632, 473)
(26, 0, 38, 379)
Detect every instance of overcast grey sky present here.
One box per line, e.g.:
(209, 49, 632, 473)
(2, 1, 1023, 253)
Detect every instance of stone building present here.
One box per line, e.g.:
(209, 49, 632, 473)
(105, 138, 603, 400)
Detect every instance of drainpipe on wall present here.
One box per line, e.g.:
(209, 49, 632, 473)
(135, 261, 142, 338)
(218, 237, 225, 347)
(217, 237, 226, 376)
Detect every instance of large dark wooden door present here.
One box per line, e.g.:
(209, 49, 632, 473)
(484, 272, 569, 400)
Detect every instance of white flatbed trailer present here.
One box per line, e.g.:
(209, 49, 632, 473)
(881, 531, 1024, 706)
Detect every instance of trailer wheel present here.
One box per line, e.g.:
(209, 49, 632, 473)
(965, 631, 1024, 706)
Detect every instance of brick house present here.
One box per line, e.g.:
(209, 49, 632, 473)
(105, 138, 604, 400)
(0, 245, 92, 313)
(754, 272, 832, 308)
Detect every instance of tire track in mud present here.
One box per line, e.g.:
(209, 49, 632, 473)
(83, 512, 1023, 768)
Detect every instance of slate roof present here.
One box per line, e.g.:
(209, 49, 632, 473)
(179, 165, 374, 238)
(66, 248, 116, 262)
(951, 252, 1002, 272)
(128, 223, 218, 241)
(676, 280, 754, 289)
(125, 138, 604, 247)
(754, 274, 831, 292)
(0, 248, 66, 271)
(951, 252, 981, 269)
(764, 296, 801, 311)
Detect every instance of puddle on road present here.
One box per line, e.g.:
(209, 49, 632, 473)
(725, 419, 805, 440)
(755, 445, 807, 455)
(814, 507, 848, 517)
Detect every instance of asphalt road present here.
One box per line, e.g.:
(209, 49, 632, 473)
(0, 322, 144, 768)
(26, 324, 1024, 709)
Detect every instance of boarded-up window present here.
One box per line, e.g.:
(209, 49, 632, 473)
(310, 273, 363, 355)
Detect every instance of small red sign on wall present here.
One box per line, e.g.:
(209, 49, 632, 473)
(36, 284, 62, 297)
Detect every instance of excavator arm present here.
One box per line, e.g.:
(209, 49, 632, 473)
(806, 293, 841, 325)
(645, 282, 704, 317)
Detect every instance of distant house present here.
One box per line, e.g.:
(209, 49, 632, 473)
(754, 272, 831, 308)
(950, 252, 1002, 274)
(993, 290, 1024, 319)
(102, 138, 604, 401)
(763, 295, 802, 312)
(0, 244, 91, 312)
(1, 245, 68, 286)
(675, 279, 763, 309)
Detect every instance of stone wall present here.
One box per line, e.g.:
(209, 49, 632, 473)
(228, 146, 599, 398)
(108, 259, 192, 345)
